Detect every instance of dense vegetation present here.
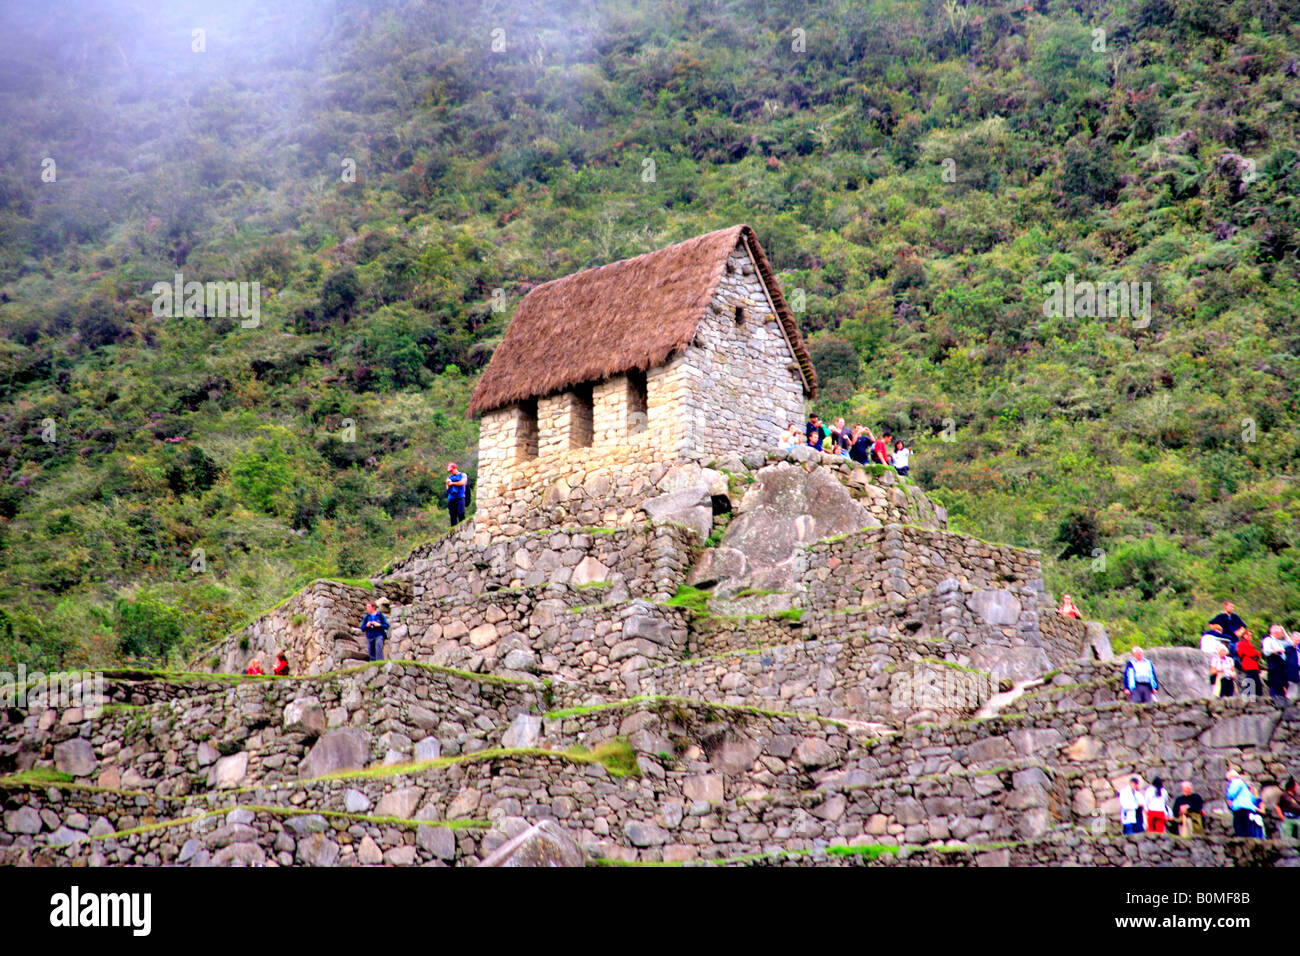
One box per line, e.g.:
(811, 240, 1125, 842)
(0, 0, 1296, 668)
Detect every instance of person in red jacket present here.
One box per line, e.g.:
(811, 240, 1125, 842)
(273, 651, 289, 677)
(245, 657, 264, 676)
(1236, 631, 1263, 696)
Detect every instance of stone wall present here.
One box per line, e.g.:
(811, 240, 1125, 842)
(192, 579, 412, 676)
(5, 663, 543, 798)
(556, 630, 996, 727)
(803, 524, 1043, 611)
(676, 248, 807, 462)
(0, 793, 479, 867)
(389, 521, 695, 604)
(392, 594, 690, 690)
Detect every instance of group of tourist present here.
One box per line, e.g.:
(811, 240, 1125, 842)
(780, 414, 913, 476)
(1199, 601, 1300, 700)
(244, 651, 290, 677)
(1118, 771, 1300, 840)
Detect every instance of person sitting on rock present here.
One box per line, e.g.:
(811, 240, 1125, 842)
(1057, 594, 1082, 619)
(892, 439, 912, 476)
(1172, 781, 1204, 837)
(1276, 778, 1300, 840)
(1236, 630, 1263, 697)
(362, 601, 390, 662)
(805, 414, 825, 451)
(1119, 776, 1146, 834)
(872, 431, 893, 466)
(244, 657, 264, 676)
(1123, 647, 1158, 703)
(778, 423, 802, 449)
(1200, 622, 1229, 654)
(1210, 644, 1235, 698)
(274, 651, 290, 677)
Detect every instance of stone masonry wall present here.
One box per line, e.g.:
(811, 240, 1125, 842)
(676, 246, 807, 461)
(803, 524, 1043, 611)
(6, 664, 543, 798)
(193, 578, 412, 676)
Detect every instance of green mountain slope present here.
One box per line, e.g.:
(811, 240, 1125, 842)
(0, 0, 1297, 667)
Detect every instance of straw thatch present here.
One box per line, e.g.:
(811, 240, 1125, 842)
(467, 224, 816, 416)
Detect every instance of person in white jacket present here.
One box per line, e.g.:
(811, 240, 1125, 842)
(1119, 776, 1146, 835)
(1144, 777, 1170, 833)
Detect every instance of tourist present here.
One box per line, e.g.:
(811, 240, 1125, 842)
(1209, 601, 1247, 644)
(1200, 622, 1228, 654)
(1119, 776, 1146, 834)
(244, 657, 264, 676)
(1210, 644, 1235, 698)
(362, 601, 389, 662)
(1263, 624, 1289, 699)
(1276, 778, 1300, 840)
(836, 420, 853, 456)
(1058, 594, 1082, 619)
(1172, 781, 1204, 837)
(1236, 630, 1263, 697)
(892, 439, 912, 477)
(1123, 647, 1158, 703)
(446, 462, 469, 526)
(872, 431, 893, 466)
(849, 426, 872, 465)
(778, 423, 802, 449)
(805, 414, 825, 451)
(274, 651, 290, 677)
(1225, 769, 1262, 838)
(1144, 777, 1170, 834)
(1286, 630, 1300, 701)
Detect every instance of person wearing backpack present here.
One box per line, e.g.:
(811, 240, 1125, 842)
(446, 461, 469, 526)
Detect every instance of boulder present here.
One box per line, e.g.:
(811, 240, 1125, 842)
(300, 728, 371, 780)
(725, 463, 879, 571)
(211, 752, 249, 789)
(1199, 713, 1281, 749)
(478, 820, 585, 867)
(501, 713, 543, 749)
(970, 646, 1051, 684)
(53, 738, 96, 777)
(283, 696, 326, 735)
(295, 833, 340, 867)
(1143, 646, 1214, 701)
(640, 489, 713, 541)
(967, 590, 1022, 626)
(686, 546, 749, 588)
(374, 786, 422, 819)
(571, 556, 612, 587)
(1085, 622, 1114, 662)
(417, 824, 458, 860)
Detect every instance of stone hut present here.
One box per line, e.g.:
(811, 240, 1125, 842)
(468, 225, 817, 538)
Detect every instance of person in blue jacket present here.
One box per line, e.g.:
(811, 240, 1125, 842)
(1225, 769, 1262, 838)
(362, 601, 389, 661)
(1123, 647, 1158, 703)
(446, 461, 468, 526)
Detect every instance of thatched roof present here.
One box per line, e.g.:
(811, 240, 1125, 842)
(467, 224, 817, 416)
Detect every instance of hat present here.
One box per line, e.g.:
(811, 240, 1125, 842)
(447, 462, 457, 472)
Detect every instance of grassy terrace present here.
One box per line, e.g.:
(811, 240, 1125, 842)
(541, 693, 855, 730)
